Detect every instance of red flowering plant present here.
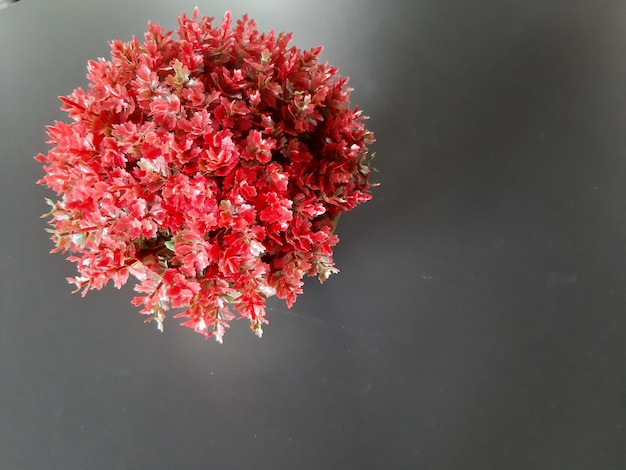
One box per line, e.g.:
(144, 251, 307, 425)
(36, 9, 375, 342)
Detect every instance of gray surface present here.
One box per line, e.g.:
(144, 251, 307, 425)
(2, 0, 626, 468)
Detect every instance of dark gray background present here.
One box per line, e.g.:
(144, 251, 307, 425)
(2, 0, 626, 468)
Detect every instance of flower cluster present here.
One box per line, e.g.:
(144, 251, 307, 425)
(36, 9, 375, 342)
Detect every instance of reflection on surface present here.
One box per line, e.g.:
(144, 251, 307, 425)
(0, 0, 18, 9)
